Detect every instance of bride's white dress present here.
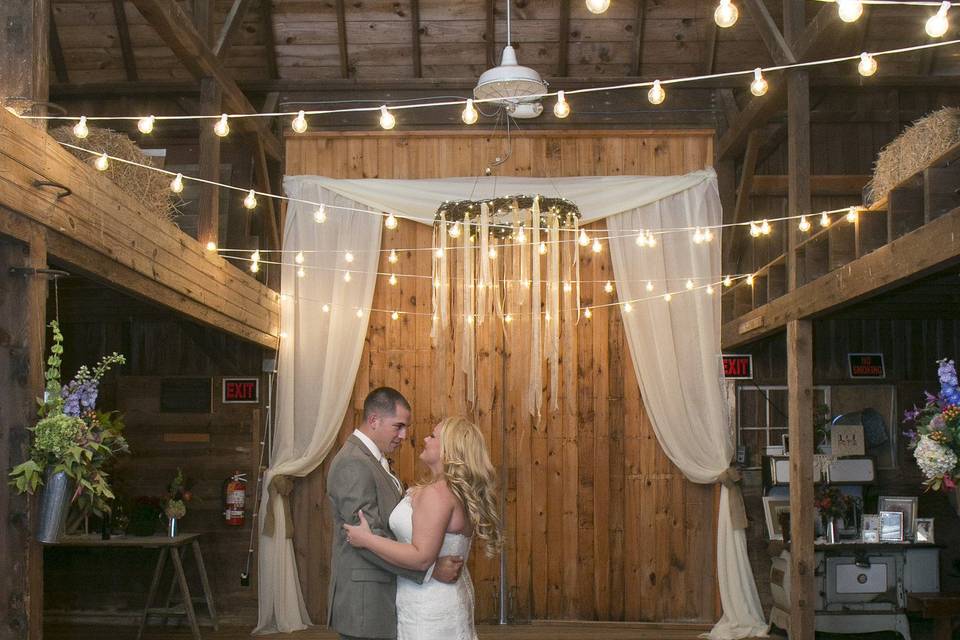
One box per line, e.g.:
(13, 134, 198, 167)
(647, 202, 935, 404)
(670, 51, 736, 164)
(389, 494, 477, 640)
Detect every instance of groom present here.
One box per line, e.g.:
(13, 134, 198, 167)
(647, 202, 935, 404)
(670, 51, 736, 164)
(326, 387, 463, 640)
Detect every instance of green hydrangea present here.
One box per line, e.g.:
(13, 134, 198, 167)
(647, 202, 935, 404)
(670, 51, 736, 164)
(32, 414, 86, 458)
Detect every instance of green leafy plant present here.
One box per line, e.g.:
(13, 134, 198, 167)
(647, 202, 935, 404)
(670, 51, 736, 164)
(9, 321, 129, 517)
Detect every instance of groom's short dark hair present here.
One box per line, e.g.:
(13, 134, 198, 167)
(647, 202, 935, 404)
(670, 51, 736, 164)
(363, 387, 410, 421)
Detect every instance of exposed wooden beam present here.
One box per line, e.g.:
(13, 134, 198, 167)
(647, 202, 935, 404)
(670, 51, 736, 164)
(410, 0, 422, 78)
(701, 18, 718, 76)
(716, 88, 739, 132)
(630, 0, 648, 77)
(919, 45, 937, 76)
(111, 0, 138, 80)
(197, 78, 221, 250)
(214, 0, 256, 59)
(751, 174, 869, 196)
(0, 0, 49, 123)
(194, 0, 215, 45)
(558, 0, 571, 77)
(486, 0, 496, 68)
(335, 0, 349, 78)
(49, 5, 69, 85)
(784, 0, 810, 295)
(724, 130, 761, 267)
(253, 136, 281, 254)
(741, 0, 796, 65)
(721, 205, 960, 348)
(260, 0, 279, 80)
(129, 0, 282, 160)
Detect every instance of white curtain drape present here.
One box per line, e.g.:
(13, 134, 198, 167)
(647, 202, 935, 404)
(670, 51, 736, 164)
(254, 180, 383, 634)
(607, 181, 768, 640)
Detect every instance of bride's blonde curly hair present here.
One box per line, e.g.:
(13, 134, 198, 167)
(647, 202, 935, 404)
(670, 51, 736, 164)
(429, 416, 502, 557)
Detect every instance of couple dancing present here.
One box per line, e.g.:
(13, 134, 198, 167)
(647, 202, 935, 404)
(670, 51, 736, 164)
(327, 387, 501, 640)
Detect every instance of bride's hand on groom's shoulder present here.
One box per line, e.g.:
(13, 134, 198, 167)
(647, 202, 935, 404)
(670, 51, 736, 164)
(343, 510, 373, 549)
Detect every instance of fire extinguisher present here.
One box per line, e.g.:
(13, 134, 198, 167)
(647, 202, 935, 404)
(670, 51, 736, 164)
(224, 472, 247, 526)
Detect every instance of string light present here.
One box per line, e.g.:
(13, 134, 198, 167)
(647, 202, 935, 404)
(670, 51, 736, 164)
(313, 205, 327, 223)
(243, 189, 257, 210)
(749, 221, 761, 237)
(704, 228, 715, 242)
(663, 293, 672, 301)
(604, 280, 614, 294)
(623, 302, 633, 313)
(544, 312, 552, 322)
(504, 313, 513, 323)
(384, 213, 398, 230)
(553, 90, 571, 119)
(488, 246, 498, 259)
(578, 229, 590, 246)
(214, 113, 230, 137)
(516, 228, 527, 243)
(563, 281, 572, 293)
(449, 222, 462, 238)
(723, 275, 733, 287)
(251, 250, 261, 262)
(356, 309, 363, 318)
(293, 251, 304, 264)
(584, 307, 592, 319)
(926, 1, 951, 37)
(137, 115, 155, 134)
(645, 231, 656, 247)
(837, 0, 863, 22)
(435, 248, 444, 258)
(746, 274, 754, 286)
(292, 110, 308, 133)
(461, 99, 479, 125)
(820, 212, 831, 227)
(539, 241, 548, 255)
(646, 281, 654, 292)
(205, 241, 217, 251)
(170, 173, 184, 194)
(388, 249, 399, 264)
(379, 105, 396, 130)
(750, 68, 769, 97)
(73, 116, 89, 139)
(693, 227, 705, 244)
(798, 215, 811, 232)
(322, 304, 330, 313)
(94, 153, 109, 171)
(686, 279, 695, 290)
(250, 261, 259, 273)
(706, 285, 715, 295)
(846, 206, 859, 223)
(592, 238, 603, 253)
(760, 219, 771, 235)
(714, 0, 739, 27)
(343, 271, 352, 282)
(858, 52, 878, 76)
(648, 80, 666, 105)
(297, 267, 306, 278)
(585, 0, 611, 14)
(391, 311, 400, 321)
(345, 251, 355, 263)
(389, 273, 398, 286)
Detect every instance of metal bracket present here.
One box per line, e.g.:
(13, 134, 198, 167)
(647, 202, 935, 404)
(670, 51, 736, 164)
(32, 180, 72, 200)
(8, 267, 70, 278)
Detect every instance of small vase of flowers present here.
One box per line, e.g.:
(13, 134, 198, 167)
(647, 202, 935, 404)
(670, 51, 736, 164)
(164, 468, 193, 537)
(815, 485, 855, 544)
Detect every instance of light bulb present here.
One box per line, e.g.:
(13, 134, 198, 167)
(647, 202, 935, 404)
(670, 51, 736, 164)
(663, 293, 672, 302)
(648, 80, 666, 105)
(798, 215, 811, 232)
(504, 313, 513, 323)
(356, 309, 363, 318)
(379, 105, 396, 130)
(488, 246, 497, 259)
(926, 1, 950, 37)
(837, 0, 863, 23)
(345, 251, 354, 263)
(461, 99, 479, 125)
(858, 52, 878, 77)
(384, 213, 398, 230)
(706, 285, 715, 295)
(539, 241, 548, 255)
(389, 273, 398, 286)
(343, 271, 352, 282)
(553, 90, 571, 119)
(294, 251, 304, 264)
(523, 279, 531, 288)
(646, 231, 656, 247)
(750, 68, 768, 97)
(297, 267, 305, 278)
(449, 222, 461, 238)
(749, 221, 761, 237)
(313, 205, 327, 223)
(386, 250, 398, 264)
(636, 232, 647, 247)
(604, 280, 614, 294)
(137, 115, 155, 134)
(214, 113, 230, 137)
(250, 261, 259, 273)
(704, 228, 714, 242)
(723, 275, 733, 287)
(584, 308, 592, 319)
(746, 274, 754, 286)
(578, 229, 590, 246)
(544, 312, 551, 322)
(585, 0, 610, 14)
(243, 189, 257, 210)
(322, 304, 330, 313)
(820, 212, 831, 227)
(466, 315, 474, 325)
(760, 219, 771, 235)
(846, 206, 859, 223)
(714, 0, 739, 27)
(292, 110, 308, 133)
(205, 241, 217, 251)
(623, 302, 633, 313)
(73, 116, 89, 139)
(516, 228, 527, 243)
(693, 227, 704, 244)
(646, 281, 654, 292)
(391, 311, 399, 321)
(686, 279, 694, 290)
(435, 248, 444, 259)
(252, 250, 261, 262)
(563, 281, 572, 293)
(592, 238, 602, 253)
(94, 153, 109, 171)
(170, 173, 184, 194)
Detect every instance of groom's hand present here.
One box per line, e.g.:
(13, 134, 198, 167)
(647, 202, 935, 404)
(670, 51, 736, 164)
(432, 555, 464, 583)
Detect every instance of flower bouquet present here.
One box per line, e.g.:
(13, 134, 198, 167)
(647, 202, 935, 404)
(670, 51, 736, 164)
(903, 358, 960, 492)
(163, 468, 194, 524)
(815, 485, 856, 542)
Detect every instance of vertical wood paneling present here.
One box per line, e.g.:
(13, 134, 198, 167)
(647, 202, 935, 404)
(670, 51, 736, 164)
(285, 131, 716, 624)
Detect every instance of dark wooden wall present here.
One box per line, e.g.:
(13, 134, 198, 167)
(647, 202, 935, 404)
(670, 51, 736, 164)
(42, 275, 269, 625)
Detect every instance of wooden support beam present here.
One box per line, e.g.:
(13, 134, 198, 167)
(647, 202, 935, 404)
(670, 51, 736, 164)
(485, 0, 496, 68)
(214, 0, 256, 60)
(558, 0, 571, 77)
(787, 319, 815, 640)
(253, 136, 281, 254)
(260, 0, 279, 80)
(785, 0, 811, 294)
(716, 88, 740, 134)
(49, 5, 69, 85)
(0, 0, 50, 122)
(411, 0, 422, 78)
(130, 0, 282, 161)
(721, 205, 960, 348)
(112, 0, 138, 80)
(724, 130, 762, 267)
(335, 0, 349, 79)
(630, 0, 648, 77)
(701, 18, 718, 75)
(197, 78, 221, 250)
(741, 0, 797, 65)
(751, 174, 869, 196)
(193, 0, 215, 45)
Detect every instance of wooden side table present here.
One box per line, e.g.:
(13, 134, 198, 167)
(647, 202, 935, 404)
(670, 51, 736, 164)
(51, 533, 218, 640)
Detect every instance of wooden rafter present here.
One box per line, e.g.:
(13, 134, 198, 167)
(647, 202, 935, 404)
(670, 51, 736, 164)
(335, 0, 349, 78)
(724, 129, 761, 267)
(630, 0, 648, 77)
(701, 18, 717, 75)
(411, 0, 422, 78)
(741, 0, 796, 65)
(49, 6, 69, 85)
(214, 0, 256, 59)
(129, 0, 282, 160)
(253, 136, 281, 254)
(486, 0, 496, 67)
(112, 0, 138, 80)
(261, 0, 279, 80)
(558, 0, 571, 77)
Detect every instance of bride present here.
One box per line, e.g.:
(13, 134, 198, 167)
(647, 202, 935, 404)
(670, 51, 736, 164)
(343, 416, 501, 640)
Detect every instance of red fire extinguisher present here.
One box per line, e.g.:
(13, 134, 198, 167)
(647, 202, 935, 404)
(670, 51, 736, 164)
(224, 472, 246, 526)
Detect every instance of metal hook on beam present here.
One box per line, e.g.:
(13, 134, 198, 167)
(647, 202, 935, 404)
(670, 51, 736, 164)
(32, 180, 72, 200)
(8, 267, 71, 279)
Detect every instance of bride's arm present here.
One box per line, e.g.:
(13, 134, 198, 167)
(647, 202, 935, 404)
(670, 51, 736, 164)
(344, 483, 454, 571)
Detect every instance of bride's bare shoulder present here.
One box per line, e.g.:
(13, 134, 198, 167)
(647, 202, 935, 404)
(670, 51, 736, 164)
(411, 480, 456, 507)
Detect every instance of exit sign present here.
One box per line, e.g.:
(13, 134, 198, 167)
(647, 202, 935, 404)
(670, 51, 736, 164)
(848, 353, 885, 379)
(722, 354, 753, 379)
(222, 377, 260, 403)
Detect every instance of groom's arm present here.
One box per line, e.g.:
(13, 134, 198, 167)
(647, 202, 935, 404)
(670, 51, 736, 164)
(330, 457, 427, 584)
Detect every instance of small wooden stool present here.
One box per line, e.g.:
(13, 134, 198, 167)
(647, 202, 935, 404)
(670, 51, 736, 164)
(907, 592, 960, 640)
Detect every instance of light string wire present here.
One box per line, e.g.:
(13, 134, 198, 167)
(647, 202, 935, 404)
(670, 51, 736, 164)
(814, 0, 959, 6)
(18, 38, 960, 123)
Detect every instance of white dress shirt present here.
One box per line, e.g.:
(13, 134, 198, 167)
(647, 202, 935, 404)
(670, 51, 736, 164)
(353, 429, 402, 493)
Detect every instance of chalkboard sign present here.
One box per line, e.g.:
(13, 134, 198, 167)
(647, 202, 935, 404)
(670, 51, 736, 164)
(160, 377, 212, 413)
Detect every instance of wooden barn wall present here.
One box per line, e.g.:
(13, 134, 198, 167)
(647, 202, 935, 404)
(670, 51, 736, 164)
(284, 130, 722, 624)
(42, 276, 268, 625)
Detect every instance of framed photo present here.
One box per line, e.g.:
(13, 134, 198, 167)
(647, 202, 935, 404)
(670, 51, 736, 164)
(879, 510, 904, 542)
(781, 434, 790, 455)
(763, 496, 791, 541)
(915, 518, 935, 543)
(861, 514, 880, 543)
(878, 496, 918, 540)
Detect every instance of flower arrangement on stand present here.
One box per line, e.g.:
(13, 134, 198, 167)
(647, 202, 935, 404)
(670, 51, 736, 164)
(904, 358, 960, 497)
(163, 468, 193, 536)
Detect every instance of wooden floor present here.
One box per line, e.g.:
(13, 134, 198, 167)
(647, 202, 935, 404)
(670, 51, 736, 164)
(45, 622, 717, 639)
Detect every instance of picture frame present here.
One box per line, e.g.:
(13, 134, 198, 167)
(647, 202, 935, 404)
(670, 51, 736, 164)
(781, 434, 790, 455)
(763, 496, 791, 541)
(878, 496, 918, 540)
(915, 518, 935, 543)
(861, 514, 880, 543)
(879, 510, 904, 542)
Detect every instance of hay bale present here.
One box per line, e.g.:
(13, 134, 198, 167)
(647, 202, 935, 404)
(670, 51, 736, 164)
(49, 125, 179, 225)
(866, 107, 960, 205)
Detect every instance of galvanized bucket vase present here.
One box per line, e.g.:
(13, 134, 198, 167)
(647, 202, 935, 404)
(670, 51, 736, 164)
(37, 469, 73, 543)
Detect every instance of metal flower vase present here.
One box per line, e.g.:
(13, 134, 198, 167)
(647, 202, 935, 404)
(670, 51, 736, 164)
(167, 517, 178, 538)
(825, 518, 839, 544)
(37, 469, 73, 543)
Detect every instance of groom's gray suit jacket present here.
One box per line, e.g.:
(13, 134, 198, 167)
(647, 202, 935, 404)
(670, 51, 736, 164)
(326, 435, 425, 639)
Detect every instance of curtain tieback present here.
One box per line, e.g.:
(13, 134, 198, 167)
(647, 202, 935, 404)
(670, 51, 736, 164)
(717, 467, 749, 530)
(263, 474, 295, 539)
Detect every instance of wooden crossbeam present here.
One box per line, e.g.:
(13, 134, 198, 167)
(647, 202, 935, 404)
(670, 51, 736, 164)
(724, 130, 761, 267)
(253, 136, 281, 256)
(214, 0, 256, 59)
(49, 6, 69, 85)
(112, 0, 138, 80)
(630, 0, 648, 77)
(335, 0, 349, 78)
(701, 18, 717, 75)
(559, 0, 571, 77)
(741, 0, 796, 65)
(411, 0, 422, 78)
(261, 0, 279, 79)
(129, 0, 282, 160)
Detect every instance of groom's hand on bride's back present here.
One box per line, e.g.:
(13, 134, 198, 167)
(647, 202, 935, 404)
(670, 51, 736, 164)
(432, 555, 464, 583)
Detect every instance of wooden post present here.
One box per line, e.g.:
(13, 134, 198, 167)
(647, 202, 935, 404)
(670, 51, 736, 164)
(784, 0, 811, 293)
(197, 78, 222, 250)
(787, 319, 815, 639)
(0, 219, 48, 640)
(0, 0, 49, 124)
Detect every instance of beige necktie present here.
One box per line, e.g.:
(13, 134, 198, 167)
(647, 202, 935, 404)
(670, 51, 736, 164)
(381, 457, 402, 493)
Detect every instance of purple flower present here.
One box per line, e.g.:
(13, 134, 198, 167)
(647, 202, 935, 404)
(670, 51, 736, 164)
(904, 406, 922, 423)
(60, 380, 99, 417)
